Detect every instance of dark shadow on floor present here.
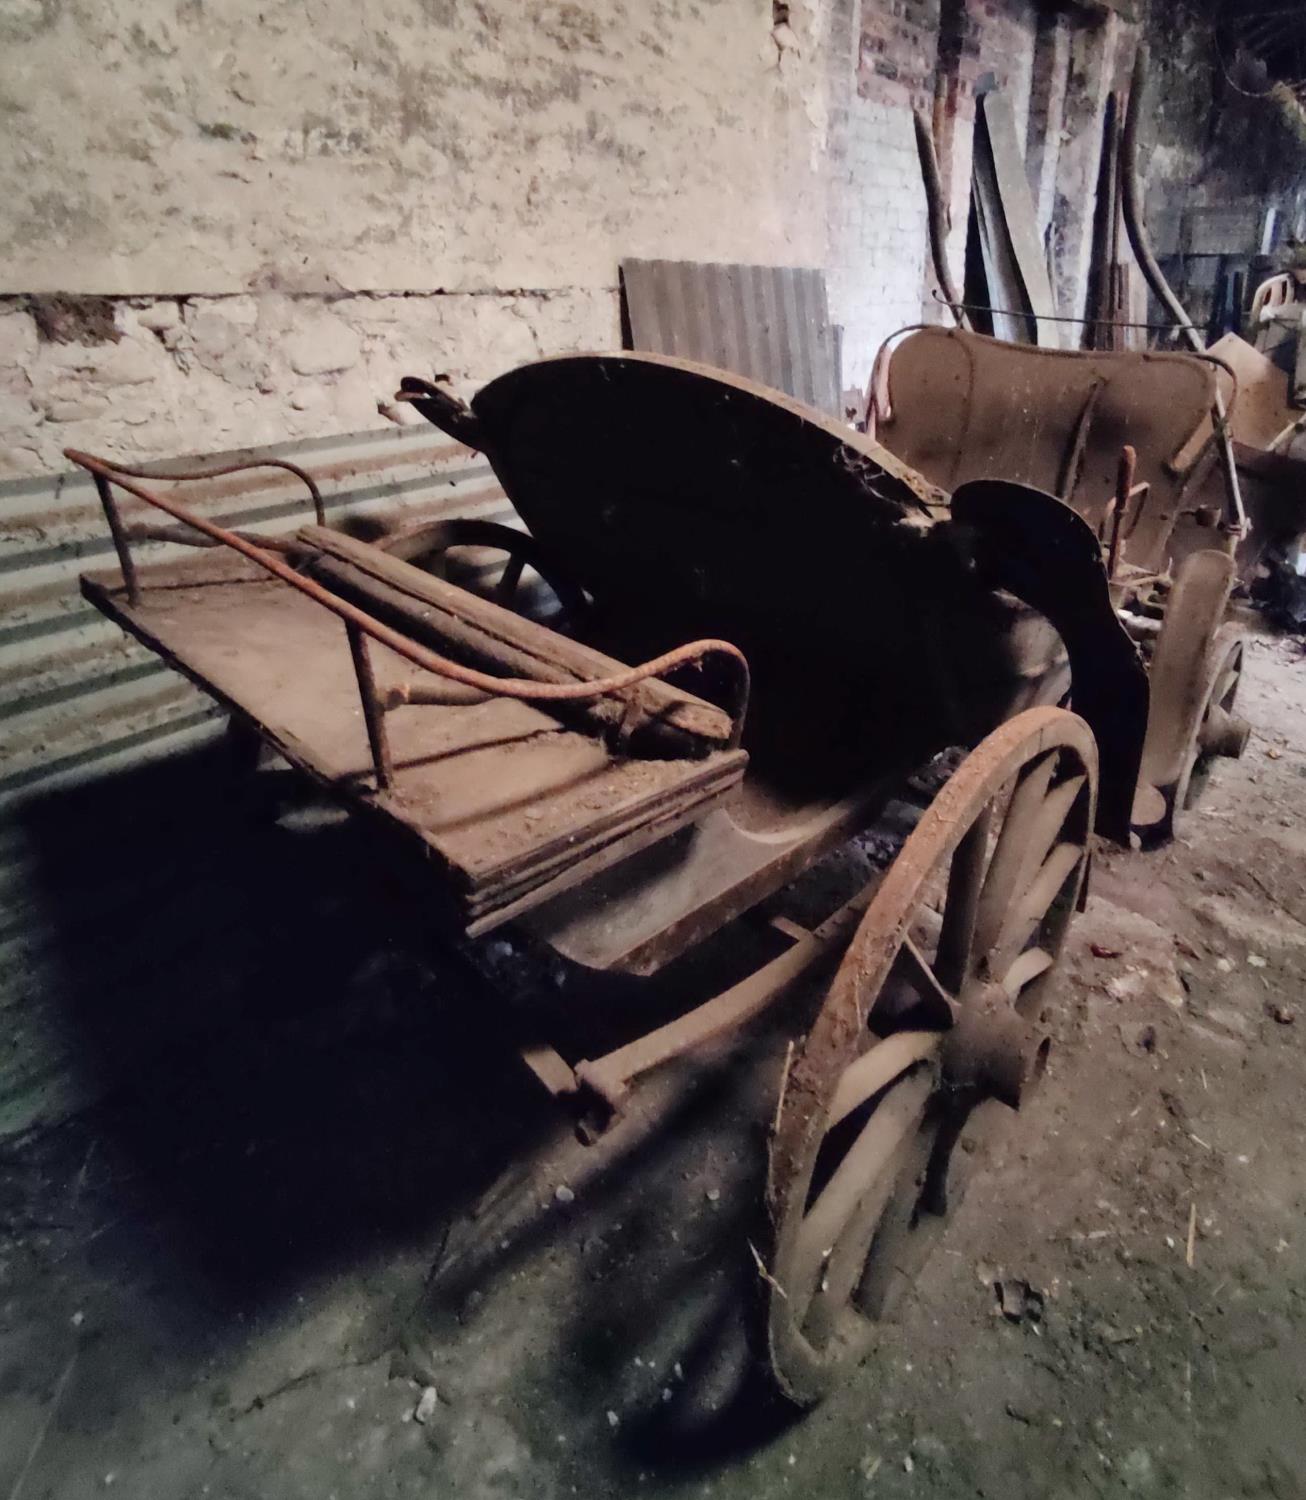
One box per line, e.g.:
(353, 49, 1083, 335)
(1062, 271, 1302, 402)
(10, 735, 893, 1476)
(12, 739, 557, 1315)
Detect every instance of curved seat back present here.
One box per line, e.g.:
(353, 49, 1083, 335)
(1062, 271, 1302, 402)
(469, 352, 1025, 792)
(880, 327, 1218, 573)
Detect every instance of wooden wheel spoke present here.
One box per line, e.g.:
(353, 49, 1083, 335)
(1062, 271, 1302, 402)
(495, 554, 526, 604)
(807, 1131, 918, 1340)
(1000, 945, 1055, 1000)
(791, 1067, 934, 1316)
(934, 805, 992, 991)
(1213, 663, 1239, 707)
(973, 754, 1080, 958)
(991, 840, 1084, 973)
(825, 1031, 938, 1133)
(889, 935, 957, 1028)
(764, 708, 1098, 1406)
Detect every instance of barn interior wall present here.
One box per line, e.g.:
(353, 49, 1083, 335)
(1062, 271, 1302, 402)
(7, 2, 1300, 481)
(1, 0, 839, 475)
(1139, 0, 1306, 339)
(3, 0, 1162, 481)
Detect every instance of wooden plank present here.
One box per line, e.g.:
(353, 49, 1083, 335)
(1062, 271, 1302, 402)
(296, 525, 733, 750)
(81, 563, 747, 934)
(977, 93, 1062, 348)
(972, 149, 1030, 343)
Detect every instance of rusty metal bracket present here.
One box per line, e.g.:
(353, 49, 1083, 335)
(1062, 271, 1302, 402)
(395, 377, 488, 453)
(91, 472, 141, 606)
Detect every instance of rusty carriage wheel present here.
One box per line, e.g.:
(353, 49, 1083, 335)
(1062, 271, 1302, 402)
(761, 707, 1097, 1406)
(1135, 551, 1251, 843)
(1170, 623, 1249, 830)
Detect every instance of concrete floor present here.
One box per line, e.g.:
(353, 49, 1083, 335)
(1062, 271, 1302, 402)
(2, 628, 1304, 1500)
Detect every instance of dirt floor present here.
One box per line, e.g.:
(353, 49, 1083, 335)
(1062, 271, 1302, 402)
(2, 626, 1304, 1500)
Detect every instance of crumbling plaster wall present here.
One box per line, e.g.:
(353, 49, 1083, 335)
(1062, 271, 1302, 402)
(0, 0, 840, 476)
(0, 0, 1233, 482)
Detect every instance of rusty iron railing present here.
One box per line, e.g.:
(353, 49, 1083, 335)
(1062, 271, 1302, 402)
(67, 449, 751, 791)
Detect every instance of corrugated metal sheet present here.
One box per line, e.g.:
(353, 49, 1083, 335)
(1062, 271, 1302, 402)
(620, 258, 842, 415)
(0, 421, 517, 1136)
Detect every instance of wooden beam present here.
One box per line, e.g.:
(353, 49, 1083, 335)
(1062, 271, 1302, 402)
(297, 525, 732, 754)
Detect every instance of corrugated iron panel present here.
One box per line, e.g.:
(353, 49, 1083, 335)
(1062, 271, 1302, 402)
(0, 420, 516, 1136)
(621, 258, 842, 415)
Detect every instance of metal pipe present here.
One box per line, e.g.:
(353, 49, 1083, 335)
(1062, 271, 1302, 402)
(1121, 47, 1201, 354)
(1121, 45, 1246, 538)
(77, 452, 326, 526)
(1123, 479, 1151, 541)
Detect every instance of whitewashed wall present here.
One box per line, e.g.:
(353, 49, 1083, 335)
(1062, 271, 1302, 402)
(0, 0, 842, 475)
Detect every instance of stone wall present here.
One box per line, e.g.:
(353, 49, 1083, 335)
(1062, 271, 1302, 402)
(0, 0, 838, 475)
(0, 287, 618, 475)
(2, 0, 833, 296)
(2, 0, 1251, 479)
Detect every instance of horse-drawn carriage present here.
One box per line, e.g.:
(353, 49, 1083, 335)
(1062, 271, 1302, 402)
(70, 344, 1248, 1405)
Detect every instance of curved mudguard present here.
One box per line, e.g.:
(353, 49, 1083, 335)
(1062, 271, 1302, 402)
(952, 480, 1148, 845)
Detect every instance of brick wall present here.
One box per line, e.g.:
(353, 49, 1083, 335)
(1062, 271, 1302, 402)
(828, 94, 931, 394)
(828, 0, 939, 393)
(857, 0, 941, 106)
(833, 0, 1044, 392)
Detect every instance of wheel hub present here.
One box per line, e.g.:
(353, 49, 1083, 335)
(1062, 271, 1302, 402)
(940, 981, 1050, 1110)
